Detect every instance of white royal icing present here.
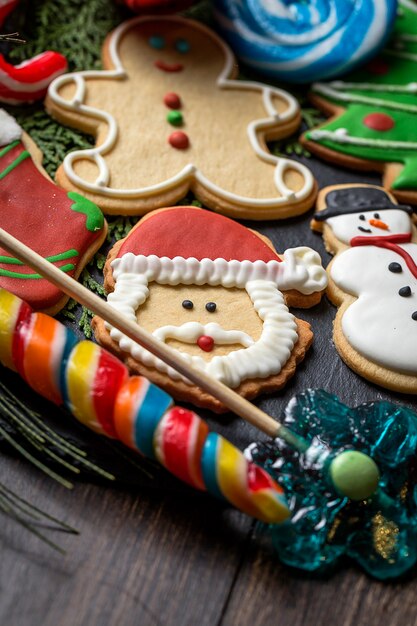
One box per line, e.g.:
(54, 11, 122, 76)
(330, 244, 417, 374)
(0, 109, 22, 145)
(110, 247, 327, 295)
(107, 278, 298, 388)
(326, 209, 413, 245)
(47, 16, 314, 208)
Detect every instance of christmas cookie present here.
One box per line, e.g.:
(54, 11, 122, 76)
(92, 206, 327, 412)
(312, 183, 417, 394)
(0, 109, 107, 314)
(303, 0, 417, 205)
(214, 0, 396, 83)
(45, 16, 316, 220)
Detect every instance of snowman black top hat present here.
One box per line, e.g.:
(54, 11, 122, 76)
(314, 186, 413, 221)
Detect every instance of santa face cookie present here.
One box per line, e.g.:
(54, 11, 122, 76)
(0, 109, 107, 314)
(45, 16, 316, 220)
(302, 0, 417, 206)
(93, 206, 327, 412)
(313, 184, 417, 394)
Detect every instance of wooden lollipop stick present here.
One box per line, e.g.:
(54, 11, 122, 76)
(0, 227, 294, 441)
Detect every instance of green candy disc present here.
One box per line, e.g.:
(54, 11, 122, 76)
(330, 450, 380, 501)
(167, 110, 183, 127)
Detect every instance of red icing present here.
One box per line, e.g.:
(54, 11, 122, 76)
(197, 335, 214, 352)
(351, 233, 417, 280)
(163, 92, 181, 109)
(154, 60, 183, 72)
(0, 141, 105, 310)
(0, 51, 67, 84)
(366, 58, 390, 76)
(160, 407, 207, 489)
(0, 0, 19, 26)
(168, 131, 189, 149)
(93, 350, 129, 438)
(117, 207, 282, 263)
(122, 0, 192, 11)
(363, 112, 395, 131)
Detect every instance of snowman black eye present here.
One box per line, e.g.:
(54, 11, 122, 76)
(359, 215, 366, 221)
(374, 213, 380, 219)
(412, 311, 417, 321)
(182, 300, 193, 310)
(205, 302, 216, 313)
(389, 262, 402, 273)
(399, 286, 411, 297)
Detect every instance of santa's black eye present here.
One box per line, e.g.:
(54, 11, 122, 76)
(399, 286, 411, 297)
(359, 214, 365, 221)
(205, 302, 216, 313)
(182, 300, 193, 310)
(374, 213, 380, 219)
(389, 262, 402, 273)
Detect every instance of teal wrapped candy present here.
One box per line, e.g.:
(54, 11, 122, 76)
(247, 389, 417, 580)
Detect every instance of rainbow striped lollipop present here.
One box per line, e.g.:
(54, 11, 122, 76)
(0, 287, 289, 524)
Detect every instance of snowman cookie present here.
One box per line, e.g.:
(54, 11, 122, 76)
(45, 16, 316, 220)
(93, 206, 327, 412)
(313, 184, 417, 394)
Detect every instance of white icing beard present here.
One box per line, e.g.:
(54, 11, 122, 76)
(106, 277, 298, 388)
(326, 209, 412, 245)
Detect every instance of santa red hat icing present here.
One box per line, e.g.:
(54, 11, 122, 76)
(113, 207, 327, 294)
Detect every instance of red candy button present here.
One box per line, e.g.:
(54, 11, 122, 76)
(197, 335, 214, 352)
(168, 131, 189, 149)
(363, 112, 395, 131)
(164, 92, 182, 109)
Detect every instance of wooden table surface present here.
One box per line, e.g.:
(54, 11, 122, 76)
(2, 156, 417, 626)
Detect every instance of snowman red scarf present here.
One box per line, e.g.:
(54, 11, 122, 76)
(350, 233, 417, 280)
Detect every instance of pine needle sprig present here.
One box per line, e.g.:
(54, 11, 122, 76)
(0, 482, 78, 553)
(0, 378, 115, 486)
(8, 0, 123, 71)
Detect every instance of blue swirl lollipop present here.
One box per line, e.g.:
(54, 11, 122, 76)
(214, 0, 398, 83)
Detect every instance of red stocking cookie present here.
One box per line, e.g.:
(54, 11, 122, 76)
(0, 109, 107, 314)
(93, 206, 327, 412)
(46, 16, 316, 220)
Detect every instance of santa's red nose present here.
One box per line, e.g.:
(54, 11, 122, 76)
(197, 335, 214, 352)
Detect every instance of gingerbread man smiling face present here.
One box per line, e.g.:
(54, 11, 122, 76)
(46, 16, 315, 220)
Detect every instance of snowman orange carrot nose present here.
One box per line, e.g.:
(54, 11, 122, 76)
(197, 335, 214, 352)
(369, 218, 389, 230)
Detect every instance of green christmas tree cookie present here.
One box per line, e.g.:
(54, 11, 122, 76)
(302, 0, 417, 204)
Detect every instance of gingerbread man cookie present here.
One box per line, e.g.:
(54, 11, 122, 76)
(0, 109, 107, 314)
(45, 16, 316, 220)
(312, 184, 417, 394)
(93, 206, 327, 412)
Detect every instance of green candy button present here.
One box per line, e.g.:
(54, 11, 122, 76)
(330, 450, 380, 501)
(167, 110, 183, 127)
